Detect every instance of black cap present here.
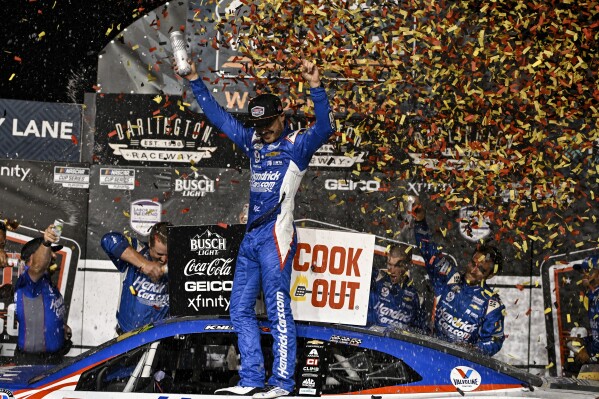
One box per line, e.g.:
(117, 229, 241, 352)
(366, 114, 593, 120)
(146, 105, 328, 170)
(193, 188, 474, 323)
(21, 237, 63, 263)
(245, 94, 283, 128)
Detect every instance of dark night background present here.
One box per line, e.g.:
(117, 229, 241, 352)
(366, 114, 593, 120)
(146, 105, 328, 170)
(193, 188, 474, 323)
(1, 1, 168, 104)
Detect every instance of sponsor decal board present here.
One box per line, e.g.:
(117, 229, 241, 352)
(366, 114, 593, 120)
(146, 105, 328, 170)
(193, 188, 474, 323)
(291, 228, 375, 325)
(0, 98, 82, 162)
(298, 339, 325, 396)
(167, 224, 246, 317)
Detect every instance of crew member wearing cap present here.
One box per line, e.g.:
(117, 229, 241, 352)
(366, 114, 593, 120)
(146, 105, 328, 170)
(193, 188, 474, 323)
(14, 224, 72, 364)
(175, 59, 334, 398)
(413, 200, 506, 356)
(570, 255, 599, 365)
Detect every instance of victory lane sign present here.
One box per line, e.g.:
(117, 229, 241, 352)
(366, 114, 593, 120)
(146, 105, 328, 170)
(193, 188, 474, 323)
(168, 224, 245, 317)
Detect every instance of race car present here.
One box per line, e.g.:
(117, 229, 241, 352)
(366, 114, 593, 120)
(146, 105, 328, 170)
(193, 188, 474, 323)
(0, 316, 598, 398)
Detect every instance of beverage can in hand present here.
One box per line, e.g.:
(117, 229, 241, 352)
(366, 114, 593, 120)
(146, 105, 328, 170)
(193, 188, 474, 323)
(170, 31, 191, 76)
(53, 219, 64, 241)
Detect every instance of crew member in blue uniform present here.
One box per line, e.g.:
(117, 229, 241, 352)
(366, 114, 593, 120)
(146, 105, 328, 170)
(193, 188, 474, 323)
(368, 244, 428, 332)
(14, 225, 72, 364)
(176, 58, 334, 398)
(413, 202, 505, 356)
(101, 222, 171, 334)
(571, 255, 599, 364)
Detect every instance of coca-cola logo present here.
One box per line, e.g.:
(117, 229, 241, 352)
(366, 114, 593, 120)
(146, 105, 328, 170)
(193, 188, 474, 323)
(184, 258, 233, 277)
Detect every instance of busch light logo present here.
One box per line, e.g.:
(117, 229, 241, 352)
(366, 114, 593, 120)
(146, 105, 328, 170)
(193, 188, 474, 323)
(174, 174, 215, 197)
(450, 366, 481, 392)
(190, 229, 227, 255)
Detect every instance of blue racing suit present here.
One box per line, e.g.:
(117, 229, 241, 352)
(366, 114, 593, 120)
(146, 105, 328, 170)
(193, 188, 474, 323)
(190, 78, 334, 391)
(101, 232, 169, 333)
(14, 268, 65, 353)
(368, 272, 427, 331)
(414, 219, 505, 356)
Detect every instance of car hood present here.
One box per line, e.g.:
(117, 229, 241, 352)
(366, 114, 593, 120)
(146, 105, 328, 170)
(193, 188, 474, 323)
(0, 364, 55, 389)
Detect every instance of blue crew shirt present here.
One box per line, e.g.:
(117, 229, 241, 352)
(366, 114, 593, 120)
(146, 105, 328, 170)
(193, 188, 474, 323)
(414, 219, 505, 356)
(14, 269, 65, 353)
(101, 232, 169, 332)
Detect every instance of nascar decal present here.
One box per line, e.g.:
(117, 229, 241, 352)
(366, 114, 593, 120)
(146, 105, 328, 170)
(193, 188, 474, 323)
(450, 366, 482, 392)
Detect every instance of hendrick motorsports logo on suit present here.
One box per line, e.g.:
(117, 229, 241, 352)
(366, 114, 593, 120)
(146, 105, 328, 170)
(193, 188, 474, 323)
(168, 224, 246, 316)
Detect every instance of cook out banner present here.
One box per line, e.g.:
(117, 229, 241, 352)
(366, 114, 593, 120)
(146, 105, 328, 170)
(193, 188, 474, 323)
(291, 228, 375, 325)
(0, 98, 82, 162)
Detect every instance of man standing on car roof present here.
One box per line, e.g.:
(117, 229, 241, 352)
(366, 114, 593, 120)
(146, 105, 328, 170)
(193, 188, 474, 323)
(175, 58, 334, 398)
(412, 200, 505, 356)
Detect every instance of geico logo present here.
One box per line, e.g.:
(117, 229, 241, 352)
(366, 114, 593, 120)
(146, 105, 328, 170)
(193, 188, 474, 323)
(311, 279, 360, 310)
(175, 179, 215, 192)
(294, 244, 362, 277)
(324, 179, 380, 191)
(184, 280, 233, 292)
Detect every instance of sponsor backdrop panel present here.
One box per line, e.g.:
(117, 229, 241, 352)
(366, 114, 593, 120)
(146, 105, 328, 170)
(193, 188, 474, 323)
(0, 159, 89, 357)
(295, 171, 535, 277)
(93, 94, 246, 169)
(91, 94, 375, 171)
(85, 164, 251, 260)
(168, 224, 245, 317)
(0, 98, 82, 162)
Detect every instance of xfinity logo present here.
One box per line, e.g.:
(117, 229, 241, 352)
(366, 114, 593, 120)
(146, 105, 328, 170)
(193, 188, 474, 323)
(175, 175, 215, 197)
(325, 179, 380, 192)
(0, 165, 31, 181)
(190, 230, 227, 255)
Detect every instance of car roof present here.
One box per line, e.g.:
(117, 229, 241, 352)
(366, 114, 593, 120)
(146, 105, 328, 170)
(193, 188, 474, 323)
(35, 315, 545, 389)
